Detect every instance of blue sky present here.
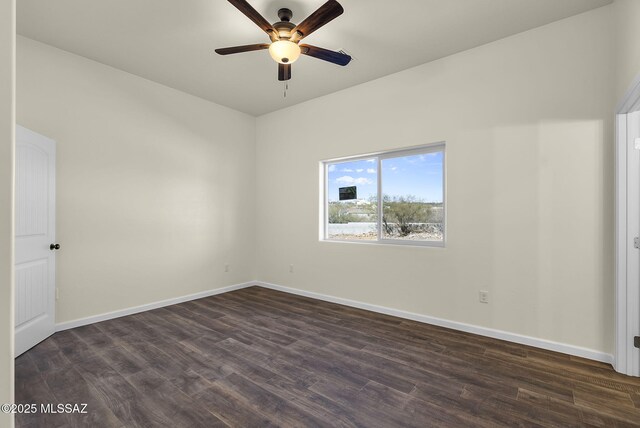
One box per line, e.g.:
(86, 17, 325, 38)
(327, 152, 443, 203)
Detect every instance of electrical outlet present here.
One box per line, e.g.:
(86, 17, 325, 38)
(289, 264, 294, 273)
(479, 290, 489, 304)
(224, 264, 230, 272)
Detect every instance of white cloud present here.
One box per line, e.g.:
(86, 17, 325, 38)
(367, 168, 376, 174)
(342, 168, 354, 172)
(336, 176, 373, 185)
(354, 177, 373, 185)
(328, 165, 336, 172)
(408, 155, 427, 164)
(391, 167, 398, 171)
(356, 169, 364, 173)
(366, 159, 375, 163)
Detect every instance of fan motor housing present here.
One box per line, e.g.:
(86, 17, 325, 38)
(274, 8, 296, 39)
(274, 21, 295, 39)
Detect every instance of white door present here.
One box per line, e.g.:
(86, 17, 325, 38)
(14, 125, 56, 357)
(617, 110, 640, 376)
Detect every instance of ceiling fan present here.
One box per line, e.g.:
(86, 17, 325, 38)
(215, 0, 352, 81)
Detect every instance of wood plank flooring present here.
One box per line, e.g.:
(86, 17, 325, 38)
(15, 286, 640, 427)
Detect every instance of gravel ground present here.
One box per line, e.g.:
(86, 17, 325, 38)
(329, 231, 443, 241)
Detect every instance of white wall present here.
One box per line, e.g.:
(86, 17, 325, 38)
(11, 1, 629, 369)
(17, 36, 256, 324)
(613, 0, 640, 102)
(256, 7, 615, 355)
(0, 0, 15, 426)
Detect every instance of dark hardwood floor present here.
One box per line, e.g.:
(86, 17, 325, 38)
(15, 286, 640, 427)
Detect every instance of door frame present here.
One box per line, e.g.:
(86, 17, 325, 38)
(615, 75, 640, 376)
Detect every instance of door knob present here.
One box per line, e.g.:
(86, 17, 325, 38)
(50, 244, 60, 250)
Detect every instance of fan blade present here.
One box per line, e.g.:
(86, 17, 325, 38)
(300, 44, 351, 66)
(227, 0, 278, 41)
(215, 44, 269, 55)
(278, 63, 291, 81)
(290, 0, 344, 42)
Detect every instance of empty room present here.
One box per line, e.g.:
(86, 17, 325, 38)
(2, 0, 640, 426)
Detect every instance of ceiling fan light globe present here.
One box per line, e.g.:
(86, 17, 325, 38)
(269, 41, 301, 64)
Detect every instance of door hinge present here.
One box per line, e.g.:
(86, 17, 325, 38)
(635, 336, 640, 349)
(635, 237, 640, 249)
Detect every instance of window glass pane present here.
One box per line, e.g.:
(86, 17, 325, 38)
(381, 151, 444, 241)
(327, 158, 378, 240)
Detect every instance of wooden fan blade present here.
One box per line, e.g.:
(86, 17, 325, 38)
(278, 63, 291, 81)
(227, 0, 277, 41)
(290, 0, 344, 41)
(300, 44, 351, 66)
(215, 44, 269, 55)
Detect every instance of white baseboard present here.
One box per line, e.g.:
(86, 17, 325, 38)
(55, 281, 255, 332)
(255, 281, 614, 365)
(55, 279, 613, 365)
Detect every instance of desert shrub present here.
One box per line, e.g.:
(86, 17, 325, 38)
(328, 203, 358, 224)
(382, 195, 432, 236)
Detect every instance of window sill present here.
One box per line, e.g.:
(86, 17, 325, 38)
(319, 239, 445, 248)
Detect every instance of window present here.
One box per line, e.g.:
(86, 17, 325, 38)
(323, 144, 445, 246)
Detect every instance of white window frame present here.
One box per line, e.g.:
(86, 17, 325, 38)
(321, 142, 446, 248)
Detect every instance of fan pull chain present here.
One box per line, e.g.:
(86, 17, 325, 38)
(283, 82, 289, 98)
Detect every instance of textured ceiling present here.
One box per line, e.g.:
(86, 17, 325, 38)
(18, 0, 612, 116)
